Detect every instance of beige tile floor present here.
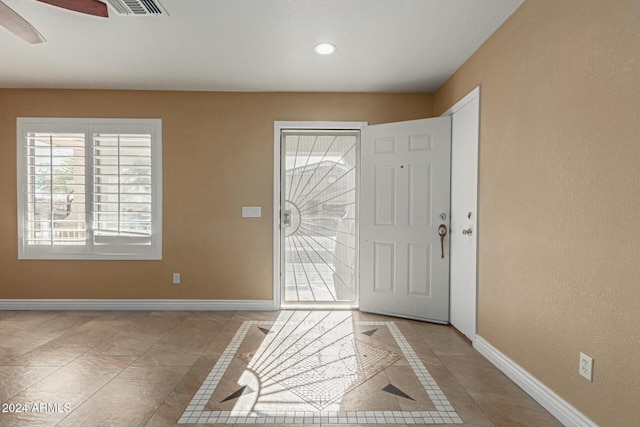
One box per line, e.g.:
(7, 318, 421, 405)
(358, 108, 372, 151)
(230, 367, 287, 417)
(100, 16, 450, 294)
(0, 310, 562, 426)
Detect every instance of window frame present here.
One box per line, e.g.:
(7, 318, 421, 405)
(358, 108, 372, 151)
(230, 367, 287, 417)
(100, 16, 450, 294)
(17, 118, 162, 260)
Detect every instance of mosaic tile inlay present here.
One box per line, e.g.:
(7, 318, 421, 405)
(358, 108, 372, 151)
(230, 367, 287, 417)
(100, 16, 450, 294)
(178, 311, 463, 424)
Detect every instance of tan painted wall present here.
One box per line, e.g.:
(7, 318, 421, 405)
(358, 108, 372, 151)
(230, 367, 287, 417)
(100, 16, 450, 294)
(434, 0, 640, 425)
(0, 90, 432, 300)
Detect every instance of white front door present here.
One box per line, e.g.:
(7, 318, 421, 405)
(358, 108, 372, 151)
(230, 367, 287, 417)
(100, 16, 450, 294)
(359, 117, 451, 322)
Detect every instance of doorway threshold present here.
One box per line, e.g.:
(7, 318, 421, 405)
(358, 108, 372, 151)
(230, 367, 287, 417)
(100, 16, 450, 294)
(280, 302, 358, 310)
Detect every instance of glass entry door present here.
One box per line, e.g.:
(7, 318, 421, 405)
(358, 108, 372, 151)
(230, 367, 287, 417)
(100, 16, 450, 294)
(281, 130, 358, 305)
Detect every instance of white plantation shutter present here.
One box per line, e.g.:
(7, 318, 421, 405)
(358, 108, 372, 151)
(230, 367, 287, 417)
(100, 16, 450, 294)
(23, 131, 87, 248)
(92, 132, 153, 249)
(17, 119, 162, 260)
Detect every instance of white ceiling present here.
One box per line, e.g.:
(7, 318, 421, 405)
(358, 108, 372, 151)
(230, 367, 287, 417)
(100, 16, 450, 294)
(0, 0, 524, 93)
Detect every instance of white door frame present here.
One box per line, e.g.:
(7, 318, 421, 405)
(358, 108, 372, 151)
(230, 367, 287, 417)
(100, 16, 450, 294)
(441, 86, 480, 340)
(273, 121, 368, 310)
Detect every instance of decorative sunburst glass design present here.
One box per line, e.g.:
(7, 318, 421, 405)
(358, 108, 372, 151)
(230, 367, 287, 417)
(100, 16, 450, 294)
(282, 132, 357, 302)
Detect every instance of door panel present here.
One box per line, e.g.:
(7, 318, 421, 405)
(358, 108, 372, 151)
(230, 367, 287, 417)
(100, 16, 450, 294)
(409, 163, 430, 225)
(374, 166, 395, 225)
(373, 241, 395, 292)
(360, 117, 451, 322)
(408, 243, 430, 296)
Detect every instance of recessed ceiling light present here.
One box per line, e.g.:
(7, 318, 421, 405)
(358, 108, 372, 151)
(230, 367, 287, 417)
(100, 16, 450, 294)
(314, 42, 336, 55)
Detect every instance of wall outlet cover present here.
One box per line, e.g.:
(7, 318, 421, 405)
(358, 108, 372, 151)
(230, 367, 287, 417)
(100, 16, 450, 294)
(579, 352, 593, 381)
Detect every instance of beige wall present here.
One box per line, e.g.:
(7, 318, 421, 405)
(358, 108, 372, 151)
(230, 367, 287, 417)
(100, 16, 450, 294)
(434, 0, 640, 425)
(0, 90, 432, 300)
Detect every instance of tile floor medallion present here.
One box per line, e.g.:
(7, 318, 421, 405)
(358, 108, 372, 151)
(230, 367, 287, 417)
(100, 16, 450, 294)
(178, 311, 463, 424)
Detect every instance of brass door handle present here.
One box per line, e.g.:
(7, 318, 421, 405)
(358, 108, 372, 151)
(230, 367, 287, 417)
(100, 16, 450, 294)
(438, 224, 447, 259)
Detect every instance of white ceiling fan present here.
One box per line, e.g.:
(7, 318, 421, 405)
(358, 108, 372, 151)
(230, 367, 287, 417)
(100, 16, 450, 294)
(0, 0, 108, 44)
(0, 0, 164, 44)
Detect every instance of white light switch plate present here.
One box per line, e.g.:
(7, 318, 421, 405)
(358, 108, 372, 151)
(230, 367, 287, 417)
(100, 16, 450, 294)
(242, 206, 261, 218)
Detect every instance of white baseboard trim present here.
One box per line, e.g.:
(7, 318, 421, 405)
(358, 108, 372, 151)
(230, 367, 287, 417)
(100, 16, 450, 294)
(0, 299, 276, 311)
(474, 335, 597, 427)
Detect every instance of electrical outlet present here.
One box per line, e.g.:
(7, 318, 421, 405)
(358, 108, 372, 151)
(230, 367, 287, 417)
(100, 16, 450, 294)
(579, 352, 593, 381)
(172, 273, 180, 285)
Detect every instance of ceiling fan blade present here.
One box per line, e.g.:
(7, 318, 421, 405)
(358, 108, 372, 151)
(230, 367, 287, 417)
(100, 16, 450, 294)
(36, 0, 108, 18)
(0, 0, 46, 44)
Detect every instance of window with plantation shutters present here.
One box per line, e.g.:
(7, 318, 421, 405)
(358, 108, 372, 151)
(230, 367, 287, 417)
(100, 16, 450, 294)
(17, 118, 162, 260)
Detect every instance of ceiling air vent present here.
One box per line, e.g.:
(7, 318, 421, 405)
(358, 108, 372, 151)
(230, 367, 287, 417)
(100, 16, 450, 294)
(105, 0, 166, 15)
